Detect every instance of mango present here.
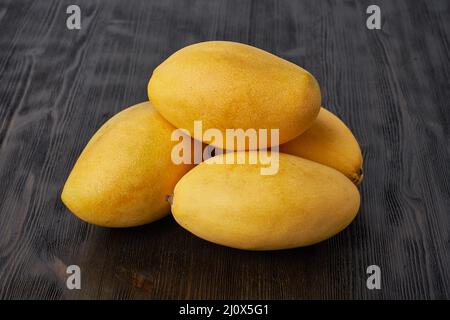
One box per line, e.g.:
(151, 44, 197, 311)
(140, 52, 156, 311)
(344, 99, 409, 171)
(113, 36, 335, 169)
(148, 41, 321, 150)
(172, 152, 360, 250)
(61, 102, 193, 227)
(280, 107, 363, 185)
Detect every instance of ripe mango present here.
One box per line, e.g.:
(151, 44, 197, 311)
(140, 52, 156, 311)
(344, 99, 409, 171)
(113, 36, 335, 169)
(61, 102, 193, 227)
(172, 152, 360, 250)
(280, 107, 363, 185)
(148, 41, 321, 150)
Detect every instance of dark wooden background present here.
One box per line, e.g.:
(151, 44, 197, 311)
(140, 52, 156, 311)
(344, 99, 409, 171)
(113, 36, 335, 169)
(0, 0, 449, 300)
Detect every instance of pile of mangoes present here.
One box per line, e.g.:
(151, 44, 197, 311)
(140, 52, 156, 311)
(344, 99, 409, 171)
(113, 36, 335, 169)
(62, 41, 363, 250)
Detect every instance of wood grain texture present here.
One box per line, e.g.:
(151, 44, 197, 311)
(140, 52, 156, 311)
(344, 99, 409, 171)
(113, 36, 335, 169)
(0, 0, 449, 299)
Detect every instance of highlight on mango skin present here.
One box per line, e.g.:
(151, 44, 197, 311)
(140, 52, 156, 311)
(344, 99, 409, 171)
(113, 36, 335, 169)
(62, 41, 363, 250)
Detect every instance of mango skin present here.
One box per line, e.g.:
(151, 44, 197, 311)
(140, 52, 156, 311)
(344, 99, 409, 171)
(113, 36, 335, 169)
(61, 102, 193, 227)
(280, 107, 363, 185)
(172, 152, 360, 250)
(148, 41, 321, 150)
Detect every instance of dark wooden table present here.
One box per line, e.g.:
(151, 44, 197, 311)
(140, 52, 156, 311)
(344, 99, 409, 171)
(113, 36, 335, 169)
(0, 0, 449, 300)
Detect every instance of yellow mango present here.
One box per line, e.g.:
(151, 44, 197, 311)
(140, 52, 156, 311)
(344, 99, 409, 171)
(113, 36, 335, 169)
(148, 41, 321, 150)
(280, 107, 363, 185)
(61, 102, 193, 227)
(172, 152, 360, 250)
